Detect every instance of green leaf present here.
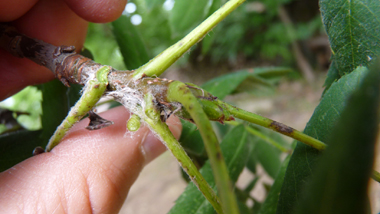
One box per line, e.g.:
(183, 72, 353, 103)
(201, 0, 223, 55)
(277, 66, 369, 213)
(169, 125, 251, 214)
(169, 0, 211, 38)
(248, 124, 290, 179)
(320, 0, 380, 76)
(84, 23, 126, 70)
(0, 130, 42, 172)
(201, 71, 250, 100)
(294, 62, 380, 214)
(112, 15, 150, 69)
(258, 155, 290, 214)
(39, 80, 81, 146)
(179, 119, 205, 156)
(201, 67, 291, 100)
(322, 60, 340, 95)
(253, 138, 282, 179)
(145, 0, 166, 10)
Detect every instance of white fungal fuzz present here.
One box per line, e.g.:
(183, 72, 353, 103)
(107, 85, 145, 118)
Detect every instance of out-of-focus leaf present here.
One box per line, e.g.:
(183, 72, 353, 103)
(277, 66, 369, 213)
(201, 0, 223, 55)
(294, 62, 380, 214)
(112, 15, 150, 69)
(169, 125, 251, 214)
(179, 120, 205, 156)
(169, 0, 211, 38)
(80, 48, 94, 60)
(253, 139, 282, 178)
(201, 71, 250, 100)
(0, 86, 42, 131)
(237, 200, 251, 214)
(244, 177, 259, 193)
(39, 80, 81, 146)
(252, 67, 293, 78)
(258, 155, 290, 214)
(320, 0, 380, 76)
(201, 67, 292, 99)
(246, 135, 258, 174)
(0, 130, 42, 172)
(246, 124, 290, 178)
(145, 0, 166, 10)
(84, 23, 126, 70)
(202, 31, 217, 56)
(213, 121, 232, 141)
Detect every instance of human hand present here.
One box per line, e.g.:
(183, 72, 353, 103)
(0, 1, 183, 213)
(0, 107, 182, 213)
(0, 0, 127, 100)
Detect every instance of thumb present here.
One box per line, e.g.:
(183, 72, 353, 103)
(0, 106, 182, 213)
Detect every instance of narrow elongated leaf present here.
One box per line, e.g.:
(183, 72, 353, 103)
(169, 125, 251, 214)
(201, 67, 291, 100)
(201, 0, 223, 55)
(253, 139, 282, 178)
(179, 120, 205, 156)
(277, 66, 369, 214)
(201, 71, 250, 100)
(0, 130, 42, 172)
(320, 0, 380, 77)
(112, 16, 150, 69)
(294, 61, 380, 214)
(169, 0, 211, 37)
(258, 155, 290, 214)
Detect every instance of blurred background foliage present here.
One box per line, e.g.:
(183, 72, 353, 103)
(85, 0, 328, 72)
(1, 0, 329, 134)
(0, 0, 332, 212)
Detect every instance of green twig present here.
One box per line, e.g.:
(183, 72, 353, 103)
(45, 66, 111, 151)
(142, 93, 223, 214)
(132, 0, 246, 79)
(222, 101, 327, 151)
(167, 82, 239, 214)
(220, 102, 380, 184)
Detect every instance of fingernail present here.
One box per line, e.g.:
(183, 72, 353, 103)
(141, 131, 167, 165)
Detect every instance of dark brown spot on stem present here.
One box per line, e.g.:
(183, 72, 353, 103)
(216, 152, 222, 160)
(269, 121, 294, 134)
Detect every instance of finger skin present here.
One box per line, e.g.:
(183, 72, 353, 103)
(64, 0, 128, 23)
(0, 106, 182, 213)
(0, 0, 88, 100)
(0, 0, 38, 22)
(0, 0, 128, 100)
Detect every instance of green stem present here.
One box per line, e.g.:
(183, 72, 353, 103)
(220, 102, 380, 184)
(226, 121, 291, 153)
(221, 101, 327, 151)
(45, 66, 111, 151)
(132, 0, 246, 79)
(142, 93, 223, 214)
(167, 82, 239, 214)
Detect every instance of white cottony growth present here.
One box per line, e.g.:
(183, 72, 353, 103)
(106, 84, 145, 118)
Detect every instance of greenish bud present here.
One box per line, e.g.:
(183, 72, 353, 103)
(127, 114, 141, 132)
(144, 93, 161, 122)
